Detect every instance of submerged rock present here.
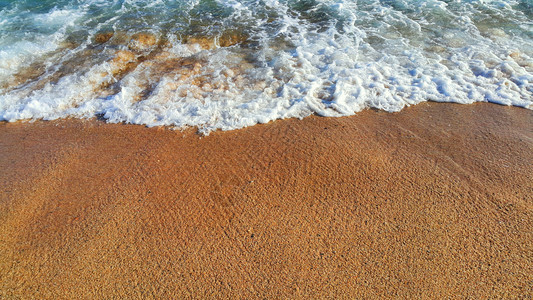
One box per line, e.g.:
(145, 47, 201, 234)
(94, 32, 114, 44)
(182, 32, 248, 50)
(112, 50, 136, 64)
(129, 33, 158, 51)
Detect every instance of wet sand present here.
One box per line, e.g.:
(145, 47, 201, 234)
(0, 102, 532, 298)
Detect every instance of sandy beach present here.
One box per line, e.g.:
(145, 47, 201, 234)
(0, 102, 531, 298)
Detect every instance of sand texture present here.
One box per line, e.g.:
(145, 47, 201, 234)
(0, 103, 532, 298)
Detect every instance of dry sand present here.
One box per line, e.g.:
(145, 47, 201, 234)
(0, 102, 532, 298)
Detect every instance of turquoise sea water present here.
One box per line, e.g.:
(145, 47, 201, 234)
(0, 0, 531, 132)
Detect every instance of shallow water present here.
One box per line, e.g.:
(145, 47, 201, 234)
(0, 0, 532, 133)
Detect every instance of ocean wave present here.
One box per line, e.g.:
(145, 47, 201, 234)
(0, 0, 531, 133)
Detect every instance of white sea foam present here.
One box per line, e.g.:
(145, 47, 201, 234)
(0, 0, 531, 133)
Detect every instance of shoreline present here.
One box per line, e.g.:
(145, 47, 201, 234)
(1, 102, 532, 298)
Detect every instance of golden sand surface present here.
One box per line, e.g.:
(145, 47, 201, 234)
(0, 102, 532, 298)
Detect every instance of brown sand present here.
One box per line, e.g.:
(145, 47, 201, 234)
(0, 102, 532, 298)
